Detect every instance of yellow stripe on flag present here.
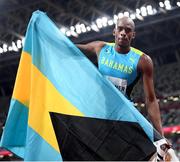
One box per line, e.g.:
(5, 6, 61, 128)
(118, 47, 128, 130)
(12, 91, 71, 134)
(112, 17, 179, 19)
(12, 51, 31, 107)
(28, 62, 84, 152)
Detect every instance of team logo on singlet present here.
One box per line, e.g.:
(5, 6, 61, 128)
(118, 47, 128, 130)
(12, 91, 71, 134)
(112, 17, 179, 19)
(105, 49, 110, 54)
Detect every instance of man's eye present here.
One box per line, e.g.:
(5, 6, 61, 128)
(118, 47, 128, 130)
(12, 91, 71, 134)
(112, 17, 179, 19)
(125, 28, 132, 33)
(117, 27, 132, 33)
(118, 27, 124, 32)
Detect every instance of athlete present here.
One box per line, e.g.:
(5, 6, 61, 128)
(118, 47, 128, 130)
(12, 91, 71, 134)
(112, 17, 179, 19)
(77, 16, 163, 136)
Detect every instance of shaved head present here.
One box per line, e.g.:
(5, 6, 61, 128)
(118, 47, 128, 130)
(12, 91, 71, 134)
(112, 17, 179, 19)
(116, 16, 135, 31)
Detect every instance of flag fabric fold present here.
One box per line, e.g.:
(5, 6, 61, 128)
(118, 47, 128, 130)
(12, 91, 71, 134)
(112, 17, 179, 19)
(0, 10, 161, 161)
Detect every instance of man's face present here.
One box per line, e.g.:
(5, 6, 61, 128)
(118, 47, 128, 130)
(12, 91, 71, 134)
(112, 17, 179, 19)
(114, 18, 135, 48)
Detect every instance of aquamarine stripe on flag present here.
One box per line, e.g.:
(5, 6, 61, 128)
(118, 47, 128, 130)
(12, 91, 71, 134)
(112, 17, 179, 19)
(0, 99, 28, 151)
(24, 127, 62, 161)
(24, 11, 154, 141)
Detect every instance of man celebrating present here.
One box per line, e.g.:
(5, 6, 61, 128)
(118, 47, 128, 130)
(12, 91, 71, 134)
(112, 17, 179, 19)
(77, 16, 163, 135)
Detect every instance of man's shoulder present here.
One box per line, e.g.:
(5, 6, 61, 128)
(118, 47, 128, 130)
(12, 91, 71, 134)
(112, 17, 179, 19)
(89, 41, 107, 56)
(140, 53, 152, 63)
(91, 41, 106, 48)
(106, 42, 115, 46)
(131, 47, 152, 63)
(130, 47, 144, 56)
(138, 53, 153, 73)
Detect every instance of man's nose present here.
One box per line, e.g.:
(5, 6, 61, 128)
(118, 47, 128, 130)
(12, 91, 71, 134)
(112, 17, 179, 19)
(120, 29, 126, 36)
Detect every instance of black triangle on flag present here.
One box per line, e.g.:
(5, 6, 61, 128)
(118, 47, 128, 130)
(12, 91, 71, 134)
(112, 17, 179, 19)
(50, 112, 156, 161)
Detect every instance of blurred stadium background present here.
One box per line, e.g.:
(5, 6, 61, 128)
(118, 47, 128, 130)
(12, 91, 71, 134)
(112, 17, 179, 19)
(0, 0, 179, 160)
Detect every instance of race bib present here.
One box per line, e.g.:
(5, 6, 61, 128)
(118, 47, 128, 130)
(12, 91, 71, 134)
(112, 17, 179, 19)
(106, 76, 127, 94)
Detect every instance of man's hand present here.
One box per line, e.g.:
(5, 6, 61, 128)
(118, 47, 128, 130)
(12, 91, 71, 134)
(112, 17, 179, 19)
(153, 138, 179, 162)
(154, 138, 172, 161)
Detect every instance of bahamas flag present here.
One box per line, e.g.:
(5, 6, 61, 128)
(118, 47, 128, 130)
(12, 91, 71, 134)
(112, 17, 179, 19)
(0, 11, 162, 161)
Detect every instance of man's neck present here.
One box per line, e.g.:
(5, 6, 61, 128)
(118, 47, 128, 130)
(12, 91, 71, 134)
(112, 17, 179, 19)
(115, 44, 130, 54)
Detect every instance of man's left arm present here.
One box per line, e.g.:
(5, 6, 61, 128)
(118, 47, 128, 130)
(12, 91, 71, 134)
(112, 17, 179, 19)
(138, 54, 163, 136)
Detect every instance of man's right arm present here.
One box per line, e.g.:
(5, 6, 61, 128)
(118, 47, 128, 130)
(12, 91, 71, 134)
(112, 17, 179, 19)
(76, 41, 106, 57)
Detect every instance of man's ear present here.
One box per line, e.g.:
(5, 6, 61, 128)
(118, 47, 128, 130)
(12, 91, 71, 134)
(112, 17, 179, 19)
(113, 28, 116, 36)
(132, 32, 136, 39)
